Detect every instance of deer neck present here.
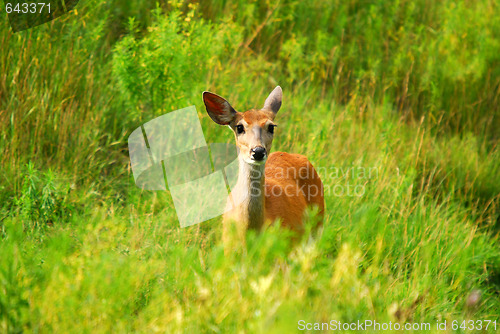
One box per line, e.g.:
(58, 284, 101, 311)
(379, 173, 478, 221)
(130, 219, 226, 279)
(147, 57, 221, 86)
(230, 156, 266, 230)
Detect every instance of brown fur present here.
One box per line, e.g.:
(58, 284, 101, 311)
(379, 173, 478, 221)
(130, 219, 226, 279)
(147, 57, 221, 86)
(264, 152, 325, 232)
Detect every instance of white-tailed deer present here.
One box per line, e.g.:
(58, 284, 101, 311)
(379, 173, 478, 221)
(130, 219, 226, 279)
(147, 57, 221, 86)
(203, 86, 324, 249)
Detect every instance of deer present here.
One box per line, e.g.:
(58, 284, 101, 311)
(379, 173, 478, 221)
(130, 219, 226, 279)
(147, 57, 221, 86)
(202, 86, 324, 251)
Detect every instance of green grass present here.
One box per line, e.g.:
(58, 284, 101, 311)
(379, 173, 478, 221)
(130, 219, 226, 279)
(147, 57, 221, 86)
(1, 0, 499, 332)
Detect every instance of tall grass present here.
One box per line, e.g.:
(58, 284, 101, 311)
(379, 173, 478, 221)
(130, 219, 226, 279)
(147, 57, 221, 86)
(0, 0, 499, 332)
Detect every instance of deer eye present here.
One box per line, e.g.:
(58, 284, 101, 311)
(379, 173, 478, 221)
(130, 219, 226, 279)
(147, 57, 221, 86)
(236, 124, 245, 134)
(268, 124, 276, 134)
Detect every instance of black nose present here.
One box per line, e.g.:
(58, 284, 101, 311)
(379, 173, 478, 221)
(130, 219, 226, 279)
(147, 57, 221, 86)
(251, 147, 267, 161)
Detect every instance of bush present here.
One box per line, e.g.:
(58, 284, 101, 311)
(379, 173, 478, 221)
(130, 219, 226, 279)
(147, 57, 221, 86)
(14, 163, 73, 228)
(112, 6, 243, 120)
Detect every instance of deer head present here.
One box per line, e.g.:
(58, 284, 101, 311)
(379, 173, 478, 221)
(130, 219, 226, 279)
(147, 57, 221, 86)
(203, 86, 282, 165)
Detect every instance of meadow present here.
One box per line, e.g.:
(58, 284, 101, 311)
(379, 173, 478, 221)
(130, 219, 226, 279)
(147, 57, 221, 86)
(0, 0, 499, 332)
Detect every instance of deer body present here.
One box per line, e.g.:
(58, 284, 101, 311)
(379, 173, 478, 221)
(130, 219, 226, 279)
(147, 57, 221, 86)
(203, 86, 324, 247)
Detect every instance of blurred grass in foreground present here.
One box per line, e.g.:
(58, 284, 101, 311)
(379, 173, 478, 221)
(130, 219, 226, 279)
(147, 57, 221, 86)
(0, 0, 499, 332)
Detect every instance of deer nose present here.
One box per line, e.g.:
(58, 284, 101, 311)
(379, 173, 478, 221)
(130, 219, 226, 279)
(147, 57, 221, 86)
(251, 147, 267, 161)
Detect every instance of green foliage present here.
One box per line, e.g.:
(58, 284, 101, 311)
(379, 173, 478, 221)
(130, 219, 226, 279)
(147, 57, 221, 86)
(199, 0, 500, 136)
(0, 221, 30, 333)
(0, 0, 499, 332)
(13, 163, 73, 228)
(113, 7, 243, 118)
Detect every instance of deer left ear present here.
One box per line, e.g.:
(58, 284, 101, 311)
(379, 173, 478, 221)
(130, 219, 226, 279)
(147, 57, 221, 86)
(203, 91, 237, 125)
(262, 86, 282, 117)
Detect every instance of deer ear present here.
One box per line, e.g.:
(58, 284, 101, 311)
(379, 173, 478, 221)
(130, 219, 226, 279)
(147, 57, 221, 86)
(262, 86, 282, 116)
(203, 92, 237, 125)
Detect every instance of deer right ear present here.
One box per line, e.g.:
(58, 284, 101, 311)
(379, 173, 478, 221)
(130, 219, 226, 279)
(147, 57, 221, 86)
(262, 86, 282, 116)
(203, 92, 237, 125)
